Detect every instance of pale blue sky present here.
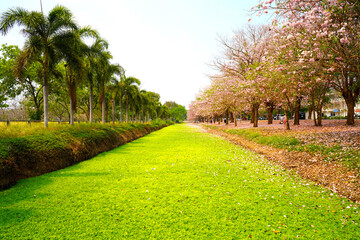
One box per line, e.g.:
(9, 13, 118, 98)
(0, 0, 266, 107)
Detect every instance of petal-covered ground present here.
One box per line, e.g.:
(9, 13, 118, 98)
(0, 124, 359, 239)
(203, 120, 360, 201)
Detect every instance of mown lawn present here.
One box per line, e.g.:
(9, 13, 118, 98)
(0, 124, 359, 239)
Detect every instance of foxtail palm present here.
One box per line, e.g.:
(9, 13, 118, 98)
(0, 5, 78, 127)
(129, 85, 140, 122)
(97, 59, 121, 124)
(121, 76, 140, 122)
(138, 90, 147, 122)
(84, 37, 109, 123)
(65, 27, 99, 125)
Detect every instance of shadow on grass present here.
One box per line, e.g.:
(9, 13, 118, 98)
(0, 176, 53, 227)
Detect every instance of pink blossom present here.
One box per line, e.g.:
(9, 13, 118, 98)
(340, 38, 348, 43)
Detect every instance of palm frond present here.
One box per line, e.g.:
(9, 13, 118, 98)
(48, 5, 78, 35)
(0, 7, 31, 35)
(78, 26, 99, 39)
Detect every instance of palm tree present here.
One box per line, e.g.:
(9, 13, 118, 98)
(129, 85, 140, 122)
(62, 27, 99, 125)
(84, 37, 109, 123)
(136, 90, 148, 122)
(0, 5, 78, 127)
(108, 75, 123, 124)
(121, 76, 140, 122)
(97, 58, 121, 124)
(145, 91, 161, 121)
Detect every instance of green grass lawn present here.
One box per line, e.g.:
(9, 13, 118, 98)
(0, 124, 359, 239)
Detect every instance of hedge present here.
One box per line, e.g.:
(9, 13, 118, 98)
(0, 120, 172, 190)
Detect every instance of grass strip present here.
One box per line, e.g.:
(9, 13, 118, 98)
(216, 127, 360, 170)
(0, 124, 359, 239)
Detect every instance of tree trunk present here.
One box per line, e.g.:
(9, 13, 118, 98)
(43, 51, 49, 128)
(126, 104, 129, 122)
(267, 105, 274, 124)
(294, 96, 301, 125)
(253, 104, 259, 128)
(284, 105, 290, 130)
(112, 100, 115, 124)
(89, 85, 93, 123)
(102, 93, 106, 124)
(43, 76, 49, 128)
(285, 115, 290, 130)
(225, 109, 229, 125)
(250, 106, 255, 124)
(126, 98, 129, 122)
(344, 97, 356, 125)
(70, 98, 74, 126)
(131, 104, 134, 122)
(234, 112, 237, 127)
(308, 105, 312, 120)
(313, 108, 317, 126)
(316, 109, 322, 126)
(230, 112, 234, 123)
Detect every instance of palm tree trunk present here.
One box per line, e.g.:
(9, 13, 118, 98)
(70, 98, 74, 126)
(126, 96, 129, 122)
(120, 97, 123, 122)
(89, 85, 93, 123)
(126, 99, 129, 122)
(102, 90, 106, 124)
(43, 54, 49, 128)
(112, 100, 115, 124)
(43, 81, 49, 128)
(131, 104, 134, 122)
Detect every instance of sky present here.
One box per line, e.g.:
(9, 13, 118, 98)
(0, 0, 266, 108)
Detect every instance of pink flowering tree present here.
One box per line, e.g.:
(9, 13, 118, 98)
(254, 0, 360, 125)
(217, 24, 271, 127)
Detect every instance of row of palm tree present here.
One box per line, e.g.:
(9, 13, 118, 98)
(0, 5, 168, 127)
(108, 74, 167, 124)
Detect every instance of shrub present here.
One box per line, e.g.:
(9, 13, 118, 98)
(0, 121, 172, 190)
